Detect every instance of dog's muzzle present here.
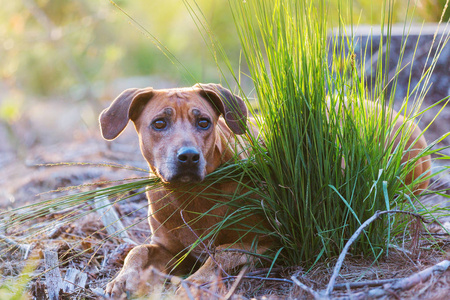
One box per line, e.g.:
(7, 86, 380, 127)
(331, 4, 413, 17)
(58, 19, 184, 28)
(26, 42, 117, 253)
(171, 147, 203, 183)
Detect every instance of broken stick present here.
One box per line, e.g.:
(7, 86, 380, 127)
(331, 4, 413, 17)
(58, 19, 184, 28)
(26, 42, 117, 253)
(44, 250, 63, 300)
(325, 210, 425, 296)
(93, 195, 136, 245)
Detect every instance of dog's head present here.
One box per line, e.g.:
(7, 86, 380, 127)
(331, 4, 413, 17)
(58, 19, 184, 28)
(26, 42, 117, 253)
(99, 83, 247, 183)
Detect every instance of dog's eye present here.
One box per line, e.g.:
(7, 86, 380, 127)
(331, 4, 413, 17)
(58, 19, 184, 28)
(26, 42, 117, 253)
(152, 119, 167, 130)
(197, 118, 211, 129)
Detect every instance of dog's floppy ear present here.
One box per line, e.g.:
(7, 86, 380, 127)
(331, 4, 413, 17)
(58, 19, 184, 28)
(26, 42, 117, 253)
(99, 87, 154, 140)
(194, 83, 248, 135)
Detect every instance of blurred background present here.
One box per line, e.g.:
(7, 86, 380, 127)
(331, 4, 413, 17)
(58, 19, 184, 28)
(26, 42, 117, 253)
(0, 0, 238, 155)
(0, 0, 449, 204)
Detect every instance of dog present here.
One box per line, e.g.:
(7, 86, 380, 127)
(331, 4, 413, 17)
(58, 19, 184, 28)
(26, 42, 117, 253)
(100, 83, 430, 297)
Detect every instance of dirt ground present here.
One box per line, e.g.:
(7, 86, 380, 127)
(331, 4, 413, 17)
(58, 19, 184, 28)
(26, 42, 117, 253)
(0, 86, 450, 299)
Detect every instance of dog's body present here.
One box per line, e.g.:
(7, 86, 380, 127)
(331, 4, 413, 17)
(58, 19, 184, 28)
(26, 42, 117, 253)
(327, 97, 431, 194)
(100, 84, 430, 296)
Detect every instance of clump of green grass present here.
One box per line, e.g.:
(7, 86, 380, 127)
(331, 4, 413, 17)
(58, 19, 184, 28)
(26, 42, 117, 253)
(222, 0, 393, 265)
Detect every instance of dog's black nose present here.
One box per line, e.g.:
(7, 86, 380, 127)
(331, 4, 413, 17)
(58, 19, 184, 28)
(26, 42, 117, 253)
(177, 147, 200, 165)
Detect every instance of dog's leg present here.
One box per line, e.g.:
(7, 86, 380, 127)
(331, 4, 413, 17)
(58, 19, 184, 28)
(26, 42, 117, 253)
(175, 243, 269, 298)
(186, 243, 269, 285)
(105, 244, 176, 297)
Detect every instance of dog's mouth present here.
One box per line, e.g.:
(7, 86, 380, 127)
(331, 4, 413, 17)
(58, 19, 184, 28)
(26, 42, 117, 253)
(155, 158, 206, 184)
(166, 172, 204, 184)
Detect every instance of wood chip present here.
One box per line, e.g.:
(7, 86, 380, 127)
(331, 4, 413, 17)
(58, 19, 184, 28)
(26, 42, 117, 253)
(62, 268, 88, 293)
(44, 250, 63, 300)
(91, 287, 108, 298)
(93, 195, 137, 245)
(102, 242, 135, 268)
(31, 280, 47, 300)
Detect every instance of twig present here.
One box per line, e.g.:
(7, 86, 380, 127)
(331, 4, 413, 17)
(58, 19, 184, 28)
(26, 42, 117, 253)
(180, 281, 195, 300)
(204, 274, 294, 288)
(388, 243, 412, 255)
(291, 274, 322, 299)
(223, 266, 248, 300)
(246, 267, 283, 276)
(333, 278, 401, 290)
(338, 260, 450, 300)
(235, 275, 293, 284)
(198, 266, 288, 292)
(325, 210, 426, 296)
(180, 210, 229, 277)
(374, 260, 450, 295)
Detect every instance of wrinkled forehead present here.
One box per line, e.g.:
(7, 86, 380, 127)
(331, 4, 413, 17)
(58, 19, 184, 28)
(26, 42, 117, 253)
(145, 88, 218, 117)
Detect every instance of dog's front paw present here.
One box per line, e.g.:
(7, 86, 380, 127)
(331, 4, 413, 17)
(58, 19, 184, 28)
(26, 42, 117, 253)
(105, 269, 140, 298)
(105, 267, 168, 298)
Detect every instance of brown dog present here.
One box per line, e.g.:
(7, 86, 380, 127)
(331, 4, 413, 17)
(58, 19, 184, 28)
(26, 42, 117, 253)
(100, 84, 430, 297)
(101, 84, 268, 297)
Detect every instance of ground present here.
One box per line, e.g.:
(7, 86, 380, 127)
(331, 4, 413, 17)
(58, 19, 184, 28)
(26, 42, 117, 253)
(0, 90, 450, 299)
